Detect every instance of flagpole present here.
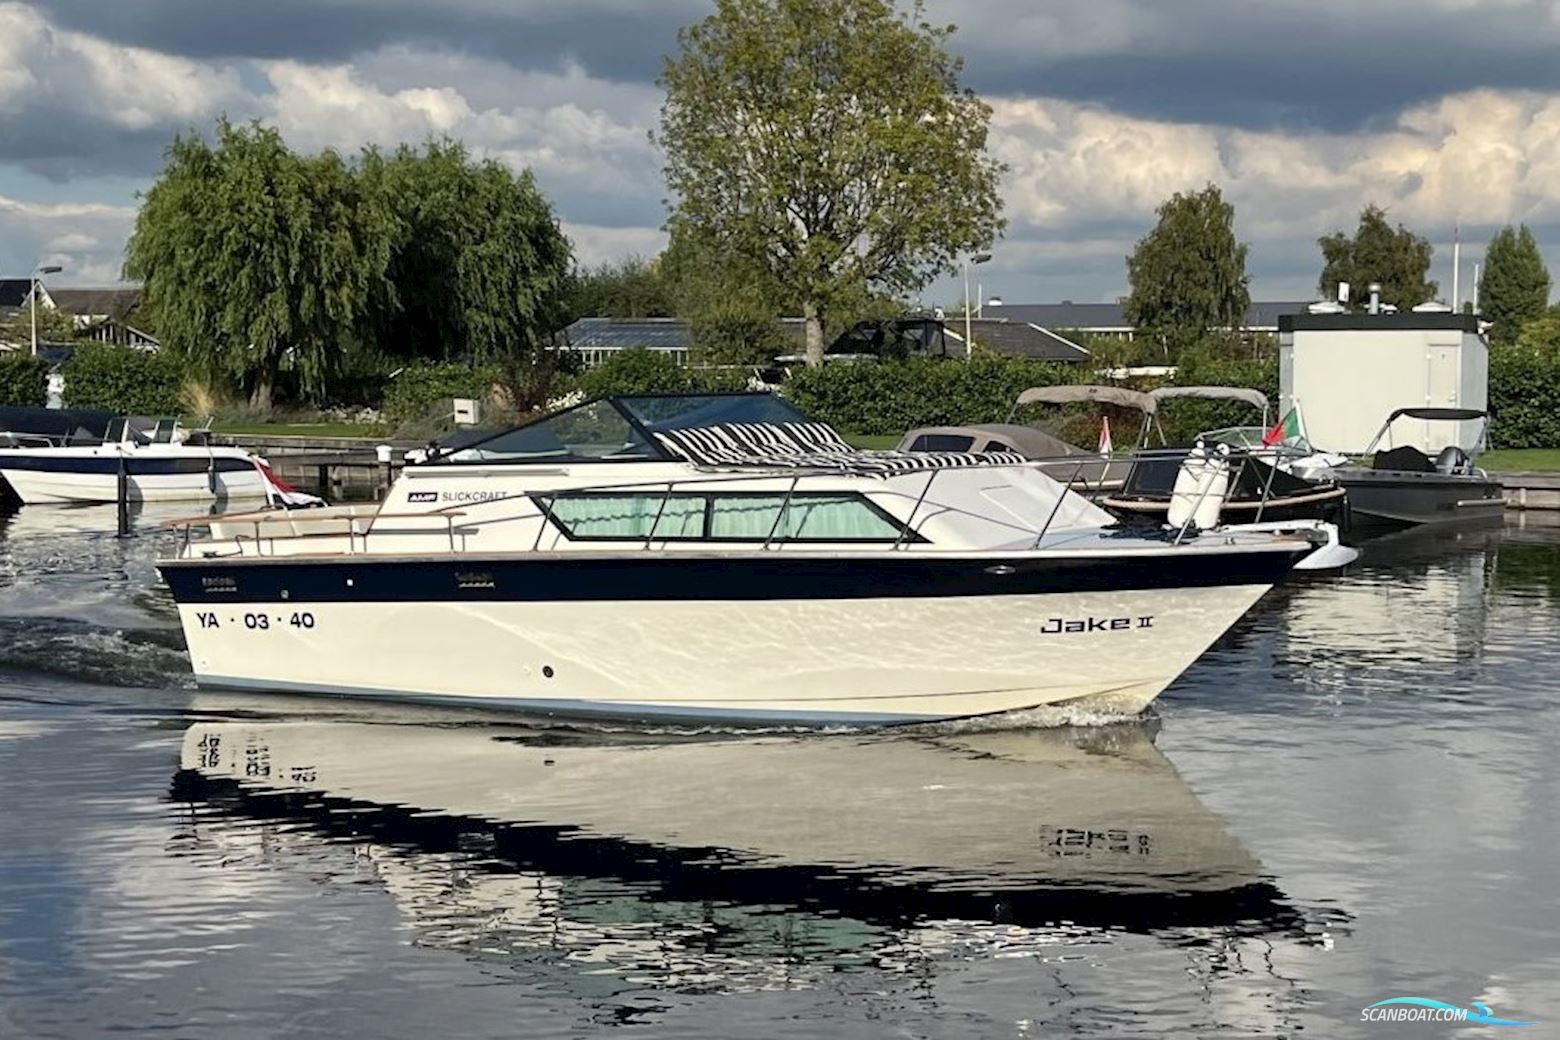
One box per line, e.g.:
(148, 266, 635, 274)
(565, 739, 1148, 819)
(1452, 222, 1461, 310)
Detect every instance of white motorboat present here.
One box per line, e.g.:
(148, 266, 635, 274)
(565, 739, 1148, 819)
(157, 392, 1354, 725)
(0, 411, 279, 505)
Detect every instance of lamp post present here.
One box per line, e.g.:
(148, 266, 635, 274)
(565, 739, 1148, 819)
(962, 252, 991, 359)
(31, 264, 63, 357)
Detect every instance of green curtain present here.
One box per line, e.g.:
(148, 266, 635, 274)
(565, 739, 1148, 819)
(710, 496, 897, 539)
(550, 495, 704, 538)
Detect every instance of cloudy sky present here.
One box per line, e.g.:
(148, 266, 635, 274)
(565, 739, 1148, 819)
(3, 0, 1560, 307)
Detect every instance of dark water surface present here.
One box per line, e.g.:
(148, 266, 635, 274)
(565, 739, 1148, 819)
(2, 505, 1558, 1038)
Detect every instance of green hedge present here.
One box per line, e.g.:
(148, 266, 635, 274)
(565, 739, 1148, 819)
(577, 349, 748, 399)
(382, 362, 503, 423)
(63, 346, 186, 414)
(0, 354, 49, 407)
(1152, 353, 1279, 443)
(1489, 346, 1560, 449)
(782, 355, 1082, 436)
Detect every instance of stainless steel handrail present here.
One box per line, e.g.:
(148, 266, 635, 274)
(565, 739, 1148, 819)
(170, 443, 1314, 558)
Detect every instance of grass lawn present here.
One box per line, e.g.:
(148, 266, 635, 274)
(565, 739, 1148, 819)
(843, 433, 901, 450)
(212, 421, 390, 440)
(1482, 448, 1560, 472)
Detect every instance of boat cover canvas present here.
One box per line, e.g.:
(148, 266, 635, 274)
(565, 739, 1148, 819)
(1014, 386, 1157, 414)
(1148, 386, 1270, 413)
(899, 424, 1086, 460)
(0, 406, 116, 445)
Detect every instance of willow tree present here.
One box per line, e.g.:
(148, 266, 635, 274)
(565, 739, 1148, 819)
(657, 0, 1004, 366)
(359, 140, 574, 409)
(125, 119, 385, 409)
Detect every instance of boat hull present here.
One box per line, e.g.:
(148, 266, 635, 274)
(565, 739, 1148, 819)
(160, 552, 1293, 724)
(1330, 469, 1504, 528)
(0, 449, 266, 504)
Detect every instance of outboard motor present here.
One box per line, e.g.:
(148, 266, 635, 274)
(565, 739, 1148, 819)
(1434, 445, 1471, 475)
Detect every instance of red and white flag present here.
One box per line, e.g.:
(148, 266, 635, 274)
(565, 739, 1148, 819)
(1097, 416, 1112, 456)
(252, 458, 325, 509)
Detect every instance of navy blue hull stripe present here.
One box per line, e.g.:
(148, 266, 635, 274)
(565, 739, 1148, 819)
(0, 454, 255, 476)
(159, 549, 1302, 604)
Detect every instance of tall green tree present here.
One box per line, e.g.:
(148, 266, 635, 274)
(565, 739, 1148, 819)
(1317, 204, 1437, 311)
(1123, 185, 1250, 355)
(657, 0, 1005, 366)
(1479, 224, 1550, 345)
(359, 140, 574, 409)
(565, 256, 675, 321)
(125, 120, 385, 409)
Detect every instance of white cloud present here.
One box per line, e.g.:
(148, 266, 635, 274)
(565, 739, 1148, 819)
(9, 0, 1560, 302)
(0, 193, 135, 283)
(0, 1, 248, 129)
(563, 222, 666, 267)
(993, 89, 1560, 241)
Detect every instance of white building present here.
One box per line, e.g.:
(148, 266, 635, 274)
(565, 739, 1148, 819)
(1278, 311, 1488, 453)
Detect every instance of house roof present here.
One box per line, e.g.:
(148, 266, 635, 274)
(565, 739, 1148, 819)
(1279, 312, 1480, 333)
(0, 279, 32, 309)
(946, 318, 1092, 362)
(990, 300, 1313, 331)
(46, 285, 143, 320)
(563, 317, 693, 350)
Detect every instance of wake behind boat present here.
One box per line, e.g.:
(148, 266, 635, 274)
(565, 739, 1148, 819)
(157, 392, 1353, 725)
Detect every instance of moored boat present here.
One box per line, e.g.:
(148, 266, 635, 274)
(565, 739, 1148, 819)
(1305, 408, 1504, 528)
(1101, 386, 1351, 530)
(157, 392, 1353, 725)
(0, 412, 274, 505)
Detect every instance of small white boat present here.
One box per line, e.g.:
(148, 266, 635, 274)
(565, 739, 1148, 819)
(0, 412, 271, 505)
(158, 392, 1354, 725)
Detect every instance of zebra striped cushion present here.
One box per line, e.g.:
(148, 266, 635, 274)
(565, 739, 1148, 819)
(779, 421, 855, 453)
(654, 427, 1027, 476)
(720, 422, 806, 456)
(653, 427, 748, 464)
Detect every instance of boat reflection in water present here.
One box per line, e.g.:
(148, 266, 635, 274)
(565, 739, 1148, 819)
(171, 706, 1332, 993)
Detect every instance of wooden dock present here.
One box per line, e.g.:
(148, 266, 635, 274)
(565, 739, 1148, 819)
(217, 434, 421, 500)
(1493, 472, 1560, 512)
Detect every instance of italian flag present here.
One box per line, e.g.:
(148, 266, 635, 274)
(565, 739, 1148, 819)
(1261, 407, 1302, 446)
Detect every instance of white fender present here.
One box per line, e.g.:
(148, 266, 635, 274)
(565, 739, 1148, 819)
(1167, 444, 1208, 530)
(1191, 444, 1231, 531)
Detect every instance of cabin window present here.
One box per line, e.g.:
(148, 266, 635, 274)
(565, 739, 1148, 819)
(540, 492, 907, 542)
(907, 433, 974, 452)
(544, 494, 706, 539)
(980, 440, 1015, 454)
(708, 494, 902, 540)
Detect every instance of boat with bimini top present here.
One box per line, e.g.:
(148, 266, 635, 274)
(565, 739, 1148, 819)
(1099, 386, 1350, 529)
(157, 392, 1353, 725)
(1304, 407, 1505, 528)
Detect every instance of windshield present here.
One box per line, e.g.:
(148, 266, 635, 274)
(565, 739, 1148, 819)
(616, 394, 811, 431)
(441, 399, 661, 464)
(1200, 425, 1315, 453)
(434, 393, 816, 465)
